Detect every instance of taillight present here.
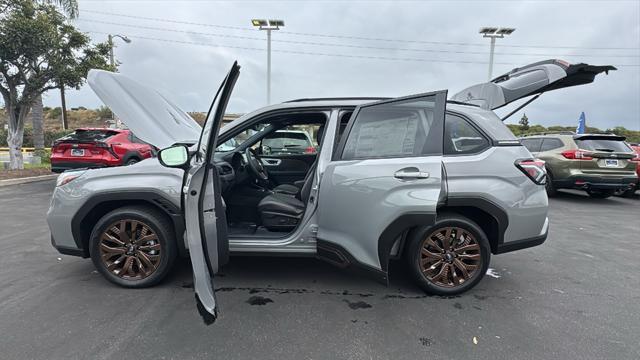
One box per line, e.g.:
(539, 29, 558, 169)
(304, 146, 317, 154)
(561, 149, 593, 160)
(516, 159, 546, 185)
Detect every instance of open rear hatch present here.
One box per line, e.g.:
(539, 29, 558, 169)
(451, 60, 616, 111)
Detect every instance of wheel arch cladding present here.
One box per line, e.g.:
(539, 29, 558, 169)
(378, 212, 437, 274)
(439, 197, 509, 254)
(71, 192, 184, 258)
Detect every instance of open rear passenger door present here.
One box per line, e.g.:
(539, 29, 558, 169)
(184, 62, 240, 324)
(451, 60, 615, 111)
(316, 91, 447, 283)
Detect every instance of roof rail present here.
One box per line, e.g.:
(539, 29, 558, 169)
(521, 131, 575, 137)
(284, 97, 390, 103)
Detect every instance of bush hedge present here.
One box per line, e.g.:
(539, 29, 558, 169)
(0, 128, 72, 148)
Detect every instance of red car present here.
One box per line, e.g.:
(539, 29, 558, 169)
(627, 143, 640, 196)
(51, 128, 155, 173)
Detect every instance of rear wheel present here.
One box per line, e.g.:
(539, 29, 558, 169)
(405, 214, 490, 296)
(586, 189, 614, 199)
(615, 187, 636, 198)
(125, 158, 139, 166)
(90, 206, 177, 288)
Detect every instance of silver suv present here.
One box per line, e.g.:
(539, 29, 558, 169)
(47, 59, 613, 323)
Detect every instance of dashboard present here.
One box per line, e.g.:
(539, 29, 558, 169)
(213, 151, 249, 192)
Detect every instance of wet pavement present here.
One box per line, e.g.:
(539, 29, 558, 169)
(0, 180, 638, 359)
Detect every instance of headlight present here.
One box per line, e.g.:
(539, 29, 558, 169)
(56, 171, 86, 187)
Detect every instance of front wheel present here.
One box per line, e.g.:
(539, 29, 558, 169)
(90, 206, 177, 288)
(586, 189, 614, 199)
(405, 214, 490, 296)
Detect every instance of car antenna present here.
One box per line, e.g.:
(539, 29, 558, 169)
(501, 93, 543, 122)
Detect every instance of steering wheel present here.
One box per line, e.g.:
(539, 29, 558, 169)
(244, 148, 269, 182)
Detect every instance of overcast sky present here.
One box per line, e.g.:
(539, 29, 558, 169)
(42, 0, 640, 130)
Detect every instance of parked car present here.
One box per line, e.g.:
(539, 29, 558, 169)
(51, 128, 155, 173)
(616, 143, 640, 197)
(48, 59, 614, 323)
(261, 130, 317, 155)
(520, 133, 638, 198)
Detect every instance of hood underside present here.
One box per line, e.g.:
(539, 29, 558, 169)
(88, 70, 202, 149)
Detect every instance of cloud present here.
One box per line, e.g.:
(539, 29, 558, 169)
(37, 0, 640, 130)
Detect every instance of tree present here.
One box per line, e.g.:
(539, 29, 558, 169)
(0, 1, 111, 169)
(29, 1, 78, 153)
(519, 113, 530, 132)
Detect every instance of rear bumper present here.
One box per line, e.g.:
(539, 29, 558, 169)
(51, 161, 108, 173)
(495, 217, 548, 254)
(554, 174, 637, 191)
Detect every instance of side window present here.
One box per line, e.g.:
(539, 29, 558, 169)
(540, 138, 564, 152)
(521, 138, 542, 153)
(443, 115, 490, 155)
(341, 95, 443, 160)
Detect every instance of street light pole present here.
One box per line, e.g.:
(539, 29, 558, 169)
(107, 34, 131, 69)
(106, 34, 131, 128)
(251, 19, 284, 105)
(266, 28, 271, 105)
(479, 27, 515, 80)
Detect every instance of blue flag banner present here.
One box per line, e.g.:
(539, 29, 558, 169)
(576, 112, 586, 134)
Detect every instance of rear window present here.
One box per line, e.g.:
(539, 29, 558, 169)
(575, 139, 632, 153)
(262, 132, 312, 149)
(60, 130, 118, 142)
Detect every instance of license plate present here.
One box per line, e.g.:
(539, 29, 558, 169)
(71, 149, 85, 157)
(604, 159, 618, 167)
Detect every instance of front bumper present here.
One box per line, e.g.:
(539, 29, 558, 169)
(50, 236, 87, 257)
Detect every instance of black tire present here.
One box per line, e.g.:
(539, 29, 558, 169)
(125, 158, 139, 166)
(615, 187, 636, 198)
(89, 206, 177, 288)
(405, 213, 490, 296)
(545, 170, 558, 197)
(586, 189, 614, 199)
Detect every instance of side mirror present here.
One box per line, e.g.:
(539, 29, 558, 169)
(158, 145, 189, 168)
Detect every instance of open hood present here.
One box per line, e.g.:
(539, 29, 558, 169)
(88, 70, 202, 149)
(451, 60, 616, 110)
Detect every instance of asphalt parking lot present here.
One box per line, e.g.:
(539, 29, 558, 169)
(0, 180, 638, 360)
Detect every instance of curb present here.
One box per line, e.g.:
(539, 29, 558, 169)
(0, 174, 58, 187)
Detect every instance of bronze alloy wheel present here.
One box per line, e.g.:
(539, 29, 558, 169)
(419, 226, 482, 288)
(99, 219, 162, 280)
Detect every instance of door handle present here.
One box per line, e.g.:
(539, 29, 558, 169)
(261, 158, 281, 166)
(394, 168, 430, 179)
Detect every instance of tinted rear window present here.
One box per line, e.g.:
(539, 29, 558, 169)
(575, 139, 632, 153)
(60, 130, 118, 142)
(263, 132, 311, 149)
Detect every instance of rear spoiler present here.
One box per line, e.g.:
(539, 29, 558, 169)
(450, 60, 616, 114)
(573, 134, 626, 141)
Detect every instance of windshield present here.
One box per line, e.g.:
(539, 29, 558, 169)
(575, 139, 632, 152)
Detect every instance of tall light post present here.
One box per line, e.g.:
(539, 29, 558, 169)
(251, 19, 284, 105)
(108, 34, 131, 69)
(106, 34, 131, 128)
(479, 27, 515, 80)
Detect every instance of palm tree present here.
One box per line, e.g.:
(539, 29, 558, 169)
(42, 0, 78, 18)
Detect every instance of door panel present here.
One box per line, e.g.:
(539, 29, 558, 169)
(261, 154, 315, 184)
(184, 62, 240, 324)
(317, 91, 447, 278)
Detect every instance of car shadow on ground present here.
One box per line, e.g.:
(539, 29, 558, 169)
(162, 255, 427, 296)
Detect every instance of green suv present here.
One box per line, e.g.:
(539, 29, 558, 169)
(520, 133, 638, 198)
